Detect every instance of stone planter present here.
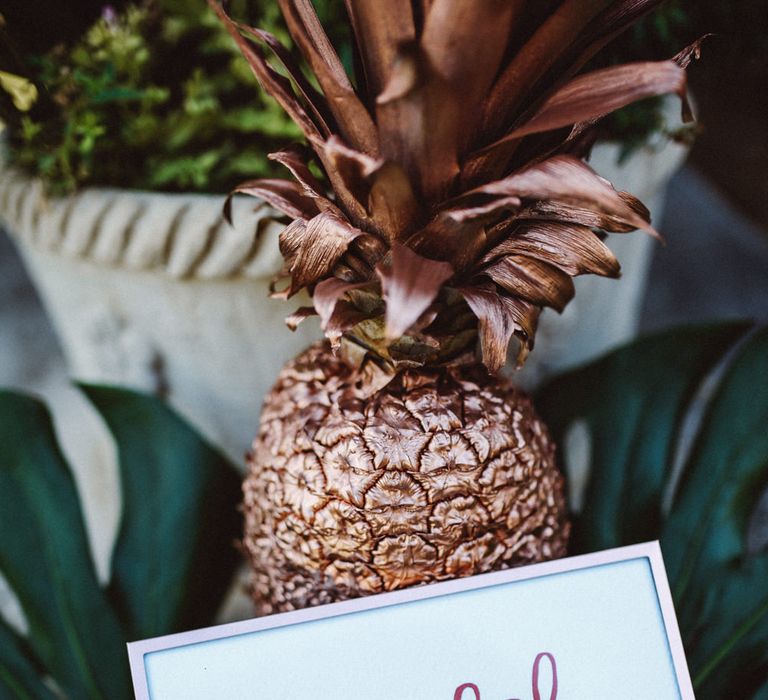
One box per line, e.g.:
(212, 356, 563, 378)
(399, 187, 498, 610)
(0, 134, 687, 459)
(0, 172, 319, 461)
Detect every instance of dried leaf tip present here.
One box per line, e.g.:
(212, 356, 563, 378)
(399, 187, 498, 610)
(377, 244, 453, 341)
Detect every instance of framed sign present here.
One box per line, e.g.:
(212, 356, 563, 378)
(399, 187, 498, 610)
(128, 541, 693, 699)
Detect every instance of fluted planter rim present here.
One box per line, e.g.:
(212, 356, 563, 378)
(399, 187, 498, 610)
(0, 166, 284, 281)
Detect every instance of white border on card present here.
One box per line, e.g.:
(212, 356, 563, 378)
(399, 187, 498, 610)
(128, 541, 694, 699)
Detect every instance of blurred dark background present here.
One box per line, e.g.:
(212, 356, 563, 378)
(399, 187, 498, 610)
(682, 3, 768, 231)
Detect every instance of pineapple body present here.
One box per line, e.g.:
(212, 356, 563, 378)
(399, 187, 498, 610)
(244, 342, 569, 614)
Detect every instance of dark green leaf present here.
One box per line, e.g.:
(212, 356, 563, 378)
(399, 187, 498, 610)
(537, 322, 751, 551)
(80, 385, 242, 640)
(688, 555, 768, 699)
(0, 618, 56, 700)
(0, 391, 130, 699)
(536, 322, 768, 699)
(89, 87, 152, 104)
(663, 327, 768, 590)
(662, 328, 768, 694)
(753, 679, 768, 700)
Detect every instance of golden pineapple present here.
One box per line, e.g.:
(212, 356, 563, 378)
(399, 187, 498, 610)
(245, 342, 566, 614)
(213, 0, 700, 613)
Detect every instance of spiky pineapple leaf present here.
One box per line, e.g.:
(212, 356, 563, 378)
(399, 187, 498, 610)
(483, 220, 620, 278)
(342, 0, 415, 100)
(536, 322, 767, 698)
(421, 0, 523, 142)
(225, 178, 320, 222)
(80, 384, 242, 641)
(377, 243, 453, 341)
(210, 1, 326, 144)
(0, 391, 131, 699)
(459, 285, 539, 372)
(236, 23, 334, 137)
(277, 0, 378, 154)
(215, 0, 703, 368)
(481, 0, 616, 139)
(504, 59, 687, 140)
(467, 155, 656, 236)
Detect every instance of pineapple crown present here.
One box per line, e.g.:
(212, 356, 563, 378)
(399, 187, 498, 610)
(214, 0, 701, 374)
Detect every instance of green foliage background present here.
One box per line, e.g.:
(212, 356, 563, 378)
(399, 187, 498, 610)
(1, 324, 765, 697)
(590, 0, 691, 159)
(1, 0, 307, 194)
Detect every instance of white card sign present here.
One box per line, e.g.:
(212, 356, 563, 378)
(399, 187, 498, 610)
(128, 541, 693, 699)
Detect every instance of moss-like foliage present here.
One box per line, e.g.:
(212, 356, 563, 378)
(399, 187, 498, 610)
(1, 0, 308, 194)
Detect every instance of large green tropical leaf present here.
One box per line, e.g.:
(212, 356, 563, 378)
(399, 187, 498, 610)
(81, 384, 242, 640)
(537, 321, 752, 551)
(0, 392, 130, 699)
(0, 619, 56, 700)
(536, 322, 768, 699)
(663, 327, 768, 698)
(0, 386, 243, 698)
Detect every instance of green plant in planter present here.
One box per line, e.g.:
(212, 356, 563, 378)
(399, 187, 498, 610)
(0, 385, 241, 698)
(536, 322, 768, 699)
(0, 0, 306, 194)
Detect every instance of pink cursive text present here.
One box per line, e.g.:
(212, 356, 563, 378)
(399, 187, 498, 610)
(453, 652, 558, 700)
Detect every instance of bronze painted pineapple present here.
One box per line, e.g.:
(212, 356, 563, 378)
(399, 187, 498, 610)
(245, 343, 566, 614)
(213, 0, 699, 613)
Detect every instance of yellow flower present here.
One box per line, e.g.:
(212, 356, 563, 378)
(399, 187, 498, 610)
(0, 71, 38, 111)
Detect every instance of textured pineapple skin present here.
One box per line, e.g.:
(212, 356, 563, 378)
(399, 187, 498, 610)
(244, 342, 569, 615)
